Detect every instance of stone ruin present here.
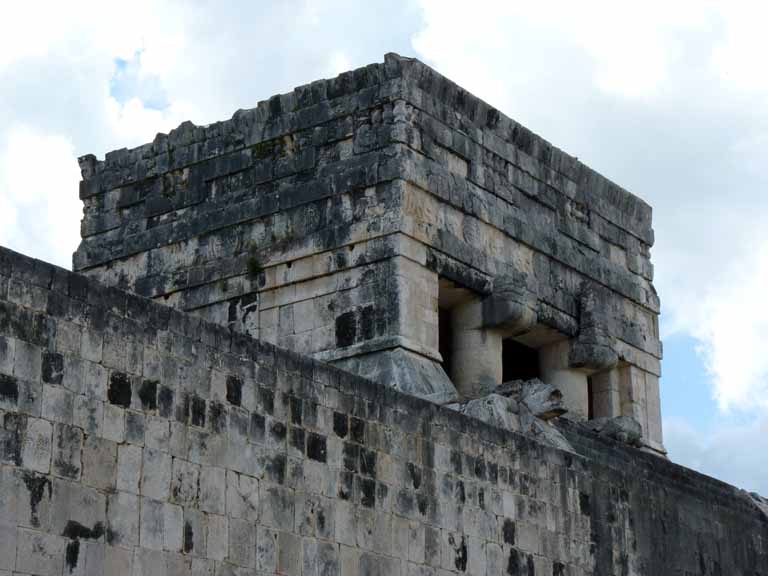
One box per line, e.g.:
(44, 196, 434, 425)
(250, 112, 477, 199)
(75, 53, 663, 456)
(0, 54, 765, 575)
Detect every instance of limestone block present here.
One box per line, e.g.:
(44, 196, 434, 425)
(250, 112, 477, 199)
(105, 545, 133, 575)
(52, 423, 82, 480)
(80, 328, 103, 364)
(141, 448, 172, 500)
(116, 444, 142, 494)
(277, 531, 301, 575)
(339, 544, 360, 576)
(256, 526, 278, 573)
(132, 548, 167, 576)
(228, 517, 255, 568)
(169, 421, 187, 458)
(359, 551, 401, 576)
(75, 541, 106, 576)
(335, 499, 357, 546)
(372, 513, 394, 556)
(294, 299, 315, 334)
(303, 539, 339, 576)
(206, 514, 228, 561)
(42, 383, 74, 424)
(82, 360, 107, 400)
(0, 522, 16, 571)
(13, 469, 51, 530)
(145, 416, 171, 452)
(140, 496, 165, 550)
(101, 333, 126, 373)
(0, 373, 18, 412)
(21, 417, 52, 474)
(170, 458, 200, 506)
(163, 502, 183, 552)
(15, 528, 65, 576)
(200, 466, 226, 514)
(103, 404, 125, 443)
(73, 393, 103, 436)
(13, 340, 41, 383)
(515, 521, 540, 554)
(81, 435, 116, 491)
(183, 508, 207, 558)
(17, 377, 42, 417)
(260, 485, 295, 531)
(0, 335, 15, 376)
(126, 410, 146, 445)
(226, 470, 259, 521)
(50, 479, 106, 536)
(60, 355, 83, 394)
(107, 491, 139, 547)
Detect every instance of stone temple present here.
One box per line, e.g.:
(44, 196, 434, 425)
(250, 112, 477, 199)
(0, 54, 765, 574)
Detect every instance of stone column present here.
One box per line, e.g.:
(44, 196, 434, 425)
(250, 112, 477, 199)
(590, 368, 621, 419)
(618, 365, 665, 453)
(450, 299, 503, 399)
(619, 365, 648, 436)
(539, 340, 589, 420)
(645, 372, 664, 449)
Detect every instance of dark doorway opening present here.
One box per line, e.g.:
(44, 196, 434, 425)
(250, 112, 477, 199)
(502, 339, 540, 382)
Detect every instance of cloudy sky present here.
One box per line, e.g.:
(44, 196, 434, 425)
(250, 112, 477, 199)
(1, 0, 765, 494)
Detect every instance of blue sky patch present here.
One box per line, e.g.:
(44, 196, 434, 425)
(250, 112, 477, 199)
(109, 50, 169, 111)
(660, 332, 718, 431)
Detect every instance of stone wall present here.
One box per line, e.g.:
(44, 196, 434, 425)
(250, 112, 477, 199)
(71, 54, 663, 451)
(1, 247, 765, 575)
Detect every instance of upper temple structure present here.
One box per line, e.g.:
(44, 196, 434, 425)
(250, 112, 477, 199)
(2, 54, 765, 575)
(74, 53, 663, 454)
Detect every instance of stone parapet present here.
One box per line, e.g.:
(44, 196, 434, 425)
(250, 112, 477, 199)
(0, 245, 765, 574)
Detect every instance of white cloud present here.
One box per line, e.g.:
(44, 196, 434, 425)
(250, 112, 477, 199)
(693, 241, 768, 410)
(665, 415, 768, 496)
(0, 125, 81, 268)
(712, 2, 768, 94)
(104, 96, 200, 149)
(413, 0, 716, 101)
(326, 51, 353, 77)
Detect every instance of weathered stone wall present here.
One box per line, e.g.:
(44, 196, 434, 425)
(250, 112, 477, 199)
(71, 54, 663, 451)
(1, 247, 765, 575)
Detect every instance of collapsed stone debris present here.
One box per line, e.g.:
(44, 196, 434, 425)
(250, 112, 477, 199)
(448, 378, 574, 452)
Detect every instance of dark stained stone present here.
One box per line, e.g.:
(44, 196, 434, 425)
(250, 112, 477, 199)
(107, 372, 131, 408)
(138, 379, 158, 411)
(42, 351, 64, 384)
(306, 433, 327, 463)
(226, 375, 242, 407)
